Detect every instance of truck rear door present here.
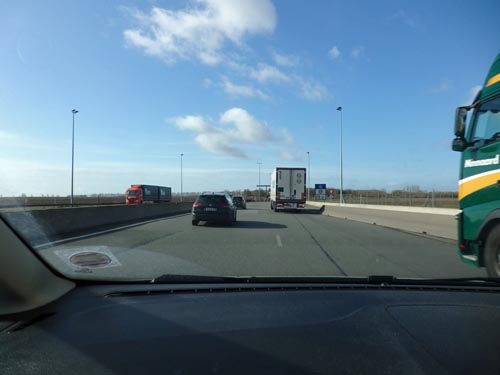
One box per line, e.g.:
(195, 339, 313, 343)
(291, 169, 305, 200)
(277, 169, 291, 199)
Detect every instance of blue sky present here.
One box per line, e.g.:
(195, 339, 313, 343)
(0, 0, 499, 196)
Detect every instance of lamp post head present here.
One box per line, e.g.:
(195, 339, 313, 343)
(336, 106, 342, 111)
(72, 109, 79, 114)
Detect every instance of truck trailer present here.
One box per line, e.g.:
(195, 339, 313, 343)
(270, 168, 306, 212)
(125, 185, 172, 205)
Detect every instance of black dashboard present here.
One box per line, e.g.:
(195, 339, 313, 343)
(2, 283, 500, 374)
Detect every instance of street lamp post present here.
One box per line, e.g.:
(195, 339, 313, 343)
(180, 153, 184, 202)
(307, 152, 310, 201)
(257, 162, 262, 202)
(71, 109, 78, 207)
(336, 106, 343, 205)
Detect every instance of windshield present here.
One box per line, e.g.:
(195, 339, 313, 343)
(470, 97, 500, 141)
(1, 0, 499, 283)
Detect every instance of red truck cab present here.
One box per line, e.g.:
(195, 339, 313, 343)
(125, 185, 143, 205)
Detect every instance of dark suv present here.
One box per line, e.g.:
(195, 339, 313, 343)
(232, 195, 247, 209)
(192, 192, 237, 226)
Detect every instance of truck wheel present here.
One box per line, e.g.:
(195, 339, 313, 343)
(192, 220, 199, 226)
(484, 225, 500, 277)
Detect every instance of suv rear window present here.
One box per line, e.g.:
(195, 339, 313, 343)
(232, 197, 243, 202)
(197, 195, 227, 205)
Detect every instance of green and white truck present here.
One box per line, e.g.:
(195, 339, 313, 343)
(452, 52, 500, 276)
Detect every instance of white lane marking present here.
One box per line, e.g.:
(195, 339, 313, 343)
(276, 234, 283, 247)
(34, 212, 191, 249)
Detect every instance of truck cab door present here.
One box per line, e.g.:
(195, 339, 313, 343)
(460, 97, 500, 211)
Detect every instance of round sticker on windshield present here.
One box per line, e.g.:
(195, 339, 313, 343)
(69, 252, 112, 267)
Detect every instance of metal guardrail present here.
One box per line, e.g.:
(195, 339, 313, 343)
(311, 196, 458, 209)
(0, 196, 124, 208)
(0, 195, 199, 208)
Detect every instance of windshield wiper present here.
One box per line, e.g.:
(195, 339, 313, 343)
(469, 138, 486, 148)
(151, 274, 385, 284)
(357, 276, 500, 287)
(151, 274, 243, 284)
(484, 132, 500, 145)
(151, 274, 500, 287)
(150, 274, 242, 284)
(416, 277, 500, 285)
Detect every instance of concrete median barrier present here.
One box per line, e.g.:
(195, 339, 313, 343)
(307, 202, 458, 240)
(2, 202, 194, 245)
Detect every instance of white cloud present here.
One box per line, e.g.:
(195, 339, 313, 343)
(270, 49, 298, 67)
(171, 107, 293, 158)
(123, 0, 276, 65)
(351, 46, 364, 58)
(389, 10, 424, 30)
(280, 150, 303, 161)
(194, 132, 248, 158)
(172, 115, 210, 132)
(281, 129, 294, 145)
(221, 78, 268, 99)
(249, 63, 290, 84)
(220, 107, 271, 142)
(203, 78, 214, 88)
(247, 63, 329, 100)
(297, 78, 328, 101)
(328, 46, 340, 60)
(430, 80, 452, 94)
(0, 131, 66, 152)
(0, 130, 17, 143)
(466, 85, 482, 104)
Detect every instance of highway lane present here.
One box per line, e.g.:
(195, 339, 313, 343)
(40, 202, 485, 280)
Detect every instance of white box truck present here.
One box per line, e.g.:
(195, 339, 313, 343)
(270, 167, 307, 211)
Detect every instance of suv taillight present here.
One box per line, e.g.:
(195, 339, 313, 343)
(193, 202, 203, 208)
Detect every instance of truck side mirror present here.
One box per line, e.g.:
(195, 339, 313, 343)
(454, 107, 468, 138)
(452, 137, 467, 152)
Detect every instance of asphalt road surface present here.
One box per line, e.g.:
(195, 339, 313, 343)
(40, 202, 485, 280)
